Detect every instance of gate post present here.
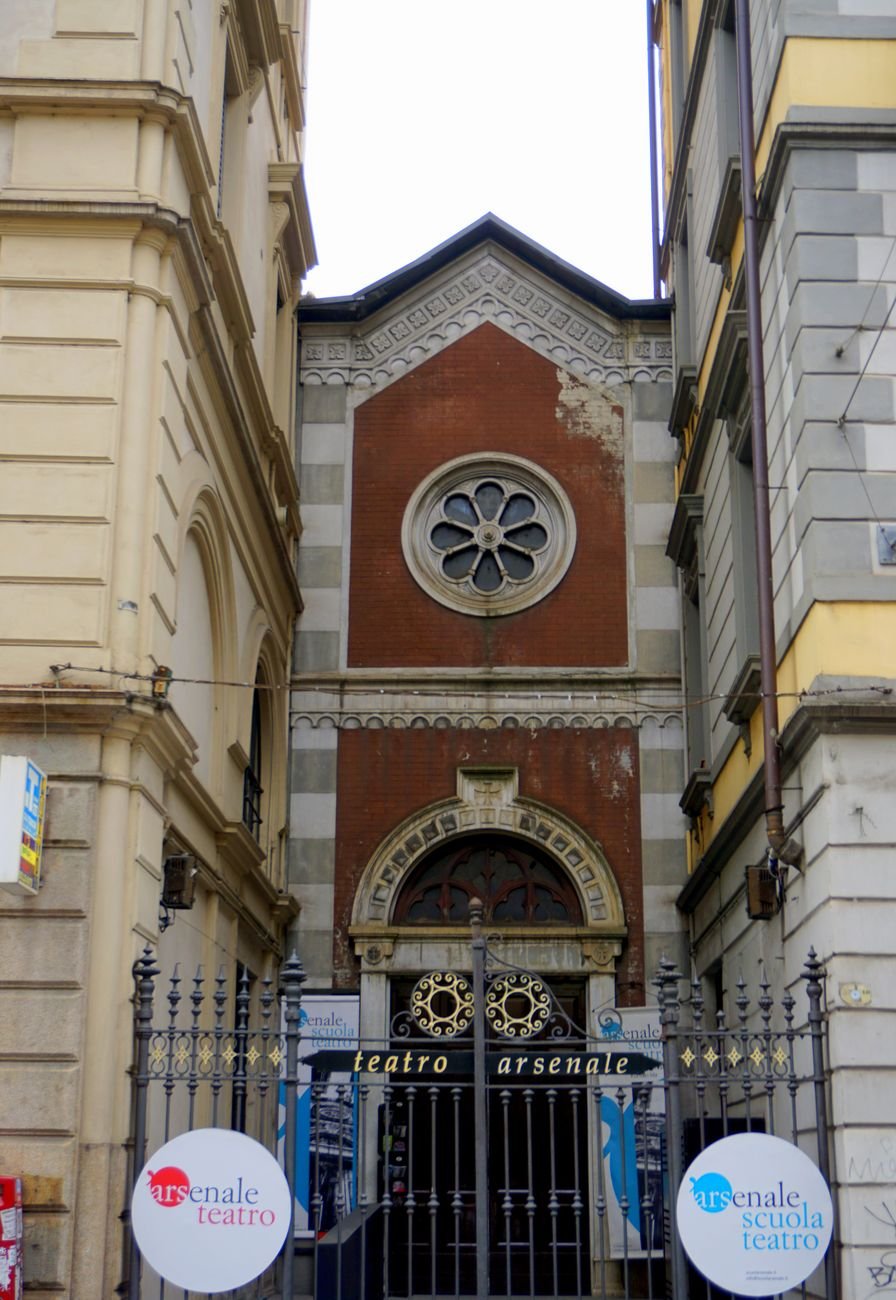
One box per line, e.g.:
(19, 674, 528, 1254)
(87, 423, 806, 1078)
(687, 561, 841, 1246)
(656, 956, 689, 1300)
(281, 951, 307, 1300)
(128, 946, 159, 1300)
(470, 899, 489, 1300)
(803, 948, 838, 1299)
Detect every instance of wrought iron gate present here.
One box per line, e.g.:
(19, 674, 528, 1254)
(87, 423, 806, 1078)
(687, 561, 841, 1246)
(127, 921, 836, 1300)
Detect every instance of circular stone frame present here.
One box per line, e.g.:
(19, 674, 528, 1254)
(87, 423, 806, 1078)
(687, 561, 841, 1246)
(401, 453, 577, 617)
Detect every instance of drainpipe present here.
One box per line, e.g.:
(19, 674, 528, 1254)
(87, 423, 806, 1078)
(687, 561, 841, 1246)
(733, 0, 801, 869)
(646, 0, 662, 298)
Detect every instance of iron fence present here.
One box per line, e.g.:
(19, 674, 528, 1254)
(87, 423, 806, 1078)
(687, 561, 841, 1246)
(126, 934, 834, 1300)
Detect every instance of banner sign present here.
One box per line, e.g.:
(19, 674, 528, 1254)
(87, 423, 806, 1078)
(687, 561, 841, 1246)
(305, 1048, 661, 1076)
(676, 1132, 833, 1295)
(592, 1006, 665, 1259)
(0, 756, 47, 895)
(280, 994, 360, 1237)
(131, 1129, 291, 1293)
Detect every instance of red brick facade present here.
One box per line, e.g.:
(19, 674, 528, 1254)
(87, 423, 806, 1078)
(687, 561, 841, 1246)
(334, 727, 645, 999)
(347, 323, 627, 669)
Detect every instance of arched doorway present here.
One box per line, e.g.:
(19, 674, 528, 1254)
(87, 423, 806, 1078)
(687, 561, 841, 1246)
(347, 768, 629, 1297)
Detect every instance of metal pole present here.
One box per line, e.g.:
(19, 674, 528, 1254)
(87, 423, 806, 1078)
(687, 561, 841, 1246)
(281, 951, 307, 1300)
(128, 946, 159, 1300)
(804, 949, 838, 1299)
(646, 0, 662, 298)
(470, 899, 489, 1300)
(656, 957, 689, 1300)
(733, 0, 786, 855)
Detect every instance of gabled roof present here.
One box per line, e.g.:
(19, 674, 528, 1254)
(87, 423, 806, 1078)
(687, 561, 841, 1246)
(299, 213, 670, 324)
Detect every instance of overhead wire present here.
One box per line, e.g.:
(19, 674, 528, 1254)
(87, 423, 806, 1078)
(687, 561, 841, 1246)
(6, 662, 890, 717)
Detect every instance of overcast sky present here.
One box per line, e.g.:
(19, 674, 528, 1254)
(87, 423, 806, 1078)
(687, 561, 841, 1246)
(302, 2, 656, 302)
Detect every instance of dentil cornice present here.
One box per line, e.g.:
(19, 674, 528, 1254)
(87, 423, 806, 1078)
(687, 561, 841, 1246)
(300, 245, 673, 400)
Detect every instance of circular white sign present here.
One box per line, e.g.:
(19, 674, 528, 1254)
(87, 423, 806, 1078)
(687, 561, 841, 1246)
(676, 1132, 833, 1296)
(132, 1128, 291, 1293)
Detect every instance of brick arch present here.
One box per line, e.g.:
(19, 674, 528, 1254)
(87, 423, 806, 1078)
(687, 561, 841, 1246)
(350, 767, 626, 935)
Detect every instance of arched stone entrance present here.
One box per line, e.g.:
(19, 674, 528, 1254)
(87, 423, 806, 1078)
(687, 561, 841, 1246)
(349, 766, 628, 1044)
(347, 766, 629, 1295)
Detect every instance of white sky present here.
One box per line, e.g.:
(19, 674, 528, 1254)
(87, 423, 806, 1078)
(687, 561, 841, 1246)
(302, 1, 656, 302)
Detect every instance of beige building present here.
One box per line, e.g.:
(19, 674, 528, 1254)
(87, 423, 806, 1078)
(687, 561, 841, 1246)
(0, 2, 314, 1295)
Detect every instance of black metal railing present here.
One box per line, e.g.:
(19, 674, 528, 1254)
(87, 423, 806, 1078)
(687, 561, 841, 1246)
(127, 931, 834, 1300)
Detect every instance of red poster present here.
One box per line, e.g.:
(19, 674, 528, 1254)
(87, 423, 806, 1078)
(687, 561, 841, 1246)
(0, 1178, 22, 1300)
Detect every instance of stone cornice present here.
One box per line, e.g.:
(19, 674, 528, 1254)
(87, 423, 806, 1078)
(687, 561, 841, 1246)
(291, 672, 684, 733)
(300, 243, 672, 399)
(677, 679, 896, 912)
(760, 116, 896, 219)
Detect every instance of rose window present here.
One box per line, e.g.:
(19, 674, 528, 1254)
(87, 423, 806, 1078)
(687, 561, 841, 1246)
(401, 454, 576, 617)
(429, 480, 549, 595)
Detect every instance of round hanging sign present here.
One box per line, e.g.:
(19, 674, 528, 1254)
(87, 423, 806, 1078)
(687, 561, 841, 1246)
(676, 1132, 833, 1296)
(131, 1128, 291, 1293)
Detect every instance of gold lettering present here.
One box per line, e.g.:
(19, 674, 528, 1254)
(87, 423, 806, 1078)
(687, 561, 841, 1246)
(368, 1055, 381, 1072)
(515, 1057, 527, 1074)
(418, 1055, 430, 1072)
(586, 1057, 600, 1074)
(384, 1056, 398, 1073)
(548, 1057, 561, 1074)
(533, 1058, 545, 1075)
(353, 1051, 364, 1073)
(434, 1056, 447, 1073)
(497, 1057, 512, 1075)
(615, 1057, 629, 1074)
(403, 1052, 413, 1073)
(565, 1057, 581, 1074)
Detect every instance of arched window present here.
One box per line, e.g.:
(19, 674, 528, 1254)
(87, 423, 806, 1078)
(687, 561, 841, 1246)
(393, 836, 583, 925)
(242, 679, 264, 840)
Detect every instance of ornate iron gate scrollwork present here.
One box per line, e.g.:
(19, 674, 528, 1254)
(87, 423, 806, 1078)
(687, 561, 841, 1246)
(127, 923, 835, 1300)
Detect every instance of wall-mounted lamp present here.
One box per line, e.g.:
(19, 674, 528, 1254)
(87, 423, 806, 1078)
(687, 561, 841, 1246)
(159, 853, 198, 932)
(745, 863, 779, 920)
(152, 665, 173, 700)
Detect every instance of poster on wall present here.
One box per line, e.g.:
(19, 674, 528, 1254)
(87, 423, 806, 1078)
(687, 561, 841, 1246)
(279, 993, 361, 1237)
(593, 1005, 665, 1259)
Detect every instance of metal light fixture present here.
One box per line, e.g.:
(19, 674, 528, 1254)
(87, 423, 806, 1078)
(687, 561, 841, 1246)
(745, 863, 779, 920)
(151, 665, 173, 700)
(159, 853, 198, 931)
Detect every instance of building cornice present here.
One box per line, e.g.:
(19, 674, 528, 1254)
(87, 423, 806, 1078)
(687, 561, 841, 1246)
(300, 242, 672, 398)
(677, 680, 896, 912)
(291, 671, 684, 734)
(760, 115, 896, 218)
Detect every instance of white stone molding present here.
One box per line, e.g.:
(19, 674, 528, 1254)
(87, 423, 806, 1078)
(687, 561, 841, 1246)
(300, 245, 673, 398)
(350, 766, 627, 931)
(401, 452, 577, 617)
(291, 706, 683, 734)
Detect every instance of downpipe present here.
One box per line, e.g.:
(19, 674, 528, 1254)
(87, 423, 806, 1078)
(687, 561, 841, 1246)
(733, 0, 802, 878)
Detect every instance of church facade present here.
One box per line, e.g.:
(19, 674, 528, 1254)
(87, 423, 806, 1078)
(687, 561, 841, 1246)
(290, 212, 684, 1077)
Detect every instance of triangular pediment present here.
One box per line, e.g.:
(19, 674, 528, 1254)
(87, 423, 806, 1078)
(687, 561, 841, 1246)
(299, 218, 672, 400)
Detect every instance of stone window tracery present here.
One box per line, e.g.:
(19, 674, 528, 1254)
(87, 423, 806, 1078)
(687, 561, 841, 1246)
(401, 453, 576, 616)
(393, 837, 583, 926)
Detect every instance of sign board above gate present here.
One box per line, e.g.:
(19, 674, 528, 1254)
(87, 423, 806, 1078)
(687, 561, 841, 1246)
(132, 1128, 291, 1293)
(306, 1048, 661, 1076)
(676, 1132, 833, 1296)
